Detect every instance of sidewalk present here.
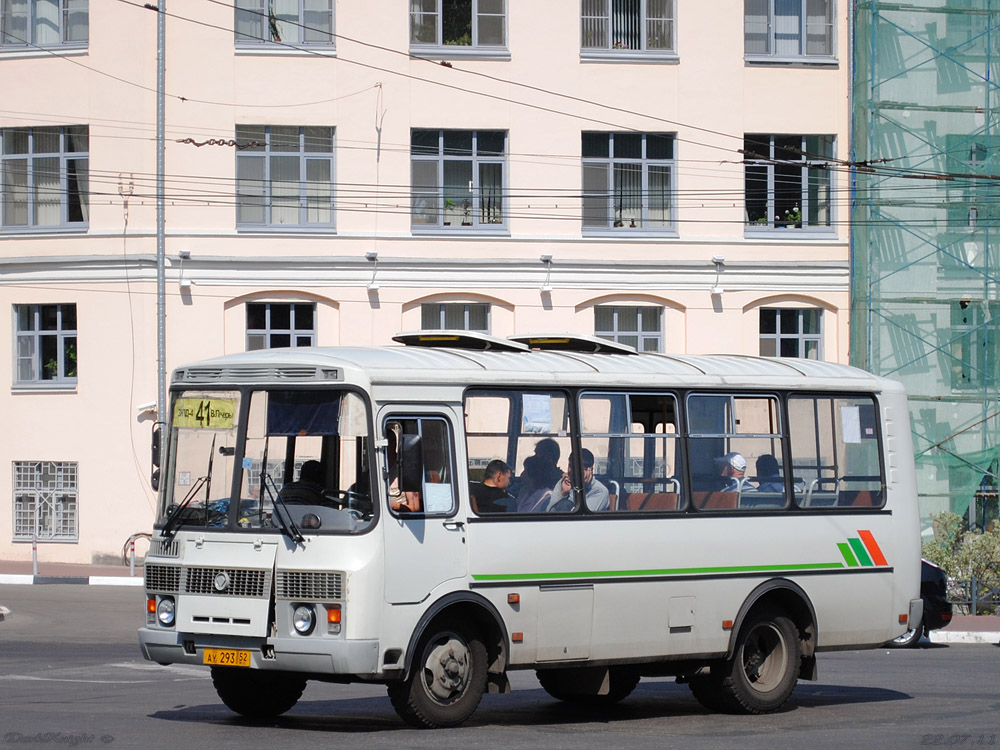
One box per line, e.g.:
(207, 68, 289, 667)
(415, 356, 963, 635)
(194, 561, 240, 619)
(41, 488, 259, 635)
(0, 560, 144, 587)
(930, 614, 1000, 645)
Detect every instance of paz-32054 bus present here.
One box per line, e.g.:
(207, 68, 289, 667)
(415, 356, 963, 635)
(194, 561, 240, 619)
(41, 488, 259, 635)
(138, 332, 921, 728)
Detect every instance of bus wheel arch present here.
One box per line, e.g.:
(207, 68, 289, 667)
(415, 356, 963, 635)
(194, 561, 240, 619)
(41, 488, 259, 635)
(729, 579, 817, 682)
(388, 594, 509, 728)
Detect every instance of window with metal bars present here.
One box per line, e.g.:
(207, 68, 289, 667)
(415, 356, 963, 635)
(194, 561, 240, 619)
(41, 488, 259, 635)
(13, 461, 78, 541)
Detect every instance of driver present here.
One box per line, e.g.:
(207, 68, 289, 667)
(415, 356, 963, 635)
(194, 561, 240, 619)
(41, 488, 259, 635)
(279, 460, 326, 504)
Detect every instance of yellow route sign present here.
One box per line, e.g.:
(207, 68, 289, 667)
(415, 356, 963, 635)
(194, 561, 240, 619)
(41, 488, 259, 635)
(173, 398, 236, 429)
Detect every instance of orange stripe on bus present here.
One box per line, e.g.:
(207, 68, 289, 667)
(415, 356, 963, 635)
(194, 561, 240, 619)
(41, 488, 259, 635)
(857, 530, 888, 566)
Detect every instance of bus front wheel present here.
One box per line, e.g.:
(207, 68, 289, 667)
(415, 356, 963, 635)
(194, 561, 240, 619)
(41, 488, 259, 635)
(387, 622, 488, 728)
(716, 609, 801, 714)
(211, 667, 306, 718)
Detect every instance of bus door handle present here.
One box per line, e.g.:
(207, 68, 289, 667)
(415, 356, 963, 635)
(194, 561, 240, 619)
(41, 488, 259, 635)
(443, 520, 465, 531)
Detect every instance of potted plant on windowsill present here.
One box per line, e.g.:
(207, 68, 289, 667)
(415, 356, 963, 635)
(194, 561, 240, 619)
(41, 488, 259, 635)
(461, 198, 472, 226)
(783, 205, 802, 229)
(443, 198, 455, 226)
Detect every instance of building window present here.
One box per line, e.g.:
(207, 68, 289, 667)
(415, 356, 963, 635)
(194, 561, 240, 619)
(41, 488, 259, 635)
(744, 134, 833, 231)
(759, 308, 822, 359)
(235, 0, 333, 45)
(246, 302, 315, 350)
(421, 303, 490, 333)
(595, 306, 663, 352)
(583, 132, 675, 232)
(410, 0, 505, 50)
(13, 461, 78, 541)
(14, 303, 77, 385)
(581, 0, 675, 55)
(411, 129, 506, 230)
(744, 0, 834, 60)
(1, 0, 88, 48)
(1, 126, 88, 230)
(236, 126, 334, 229)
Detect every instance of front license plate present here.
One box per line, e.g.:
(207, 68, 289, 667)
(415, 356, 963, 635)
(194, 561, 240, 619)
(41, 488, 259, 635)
(202, 648, 252, 667)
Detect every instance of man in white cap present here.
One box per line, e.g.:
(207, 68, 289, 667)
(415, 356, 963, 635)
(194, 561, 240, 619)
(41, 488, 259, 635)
(714, 451, 748, 493)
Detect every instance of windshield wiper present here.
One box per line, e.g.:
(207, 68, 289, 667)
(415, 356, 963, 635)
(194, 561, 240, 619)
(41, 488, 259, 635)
(262, 471, 304, 544)
(161, 475, 208, 540)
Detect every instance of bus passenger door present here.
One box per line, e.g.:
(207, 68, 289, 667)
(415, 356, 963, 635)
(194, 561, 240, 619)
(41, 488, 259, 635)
(381, 413, 468, 605)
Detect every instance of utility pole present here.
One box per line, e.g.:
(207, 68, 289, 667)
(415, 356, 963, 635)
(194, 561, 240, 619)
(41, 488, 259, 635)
(156, 1, 166, 468)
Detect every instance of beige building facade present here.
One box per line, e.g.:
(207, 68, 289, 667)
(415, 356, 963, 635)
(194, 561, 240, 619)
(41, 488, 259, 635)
(1, 0, 851, 562)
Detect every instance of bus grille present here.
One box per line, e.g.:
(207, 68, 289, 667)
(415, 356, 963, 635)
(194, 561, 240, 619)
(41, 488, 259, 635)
(276, 570, 344, 601)
(184, 567, 270, 597)
(176, 366, 327, 383)
(145, 564, 181, 593)
(149, 539, 179, 558)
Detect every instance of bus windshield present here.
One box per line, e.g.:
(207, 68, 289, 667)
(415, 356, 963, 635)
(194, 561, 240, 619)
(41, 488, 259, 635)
(159, 388, 374, 534)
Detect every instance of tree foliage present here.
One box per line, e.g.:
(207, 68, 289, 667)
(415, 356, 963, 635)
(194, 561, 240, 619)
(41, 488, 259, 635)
(922, 511, 1000, 584)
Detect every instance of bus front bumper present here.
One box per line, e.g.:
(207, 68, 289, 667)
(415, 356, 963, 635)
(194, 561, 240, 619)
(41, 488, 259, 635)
(138, 626, 382, 678)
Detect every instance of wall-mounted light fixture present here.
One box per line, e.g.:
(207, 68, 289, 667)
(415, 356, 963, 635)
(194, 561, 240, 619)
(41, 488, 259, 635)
(366, 250, 379, 291)
(540, 254, 553, 292)
(711, 255, 725, 296)
(178, 250, 192, 289)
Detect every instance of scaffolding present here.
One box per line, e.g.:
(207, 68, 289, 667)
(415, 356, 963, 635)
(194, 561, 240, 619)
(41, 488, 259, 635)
(852, 0, 1000, 532)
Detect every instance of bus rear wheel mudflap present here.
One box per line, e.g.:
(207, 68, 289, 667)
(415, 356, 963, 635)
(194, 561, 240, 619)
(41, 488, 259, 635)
(536, 666, 640, 707)
(387, 621, 488, 729)
(689, 608, 802, 714)
(211, 666, 306, 718)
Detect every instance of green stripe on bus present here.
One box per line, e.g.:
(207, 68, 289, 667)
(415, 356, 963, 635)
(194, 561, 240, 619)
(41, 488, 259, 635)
(848, 537, 874, 567)
(838, 542, 859, 567)
(471, 561, 845, 582)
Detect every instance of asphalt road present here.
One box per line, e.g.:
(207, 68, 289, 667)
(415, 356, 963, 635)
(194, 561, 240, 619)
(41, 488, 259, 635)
(1, 585, 998, 750)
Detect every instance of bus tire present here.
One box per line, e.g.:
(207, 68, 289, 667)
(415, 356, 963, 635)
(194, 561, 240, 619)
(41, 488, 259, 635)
(536, 667, 640, 706)
(687, 674, 733, 712)
(211, 667, 305, 718)
(387, 622, 488, 729)
(717, 609, 801, 714)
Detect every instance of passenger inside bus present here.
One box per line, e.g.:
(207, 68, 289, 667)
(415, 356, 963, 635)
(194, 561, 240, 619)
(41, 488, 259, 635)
(469, 459, 514, 513)
(713, 452, 749, 492)
(547, 449, 609, 512)
(515, 455, 555, 512)
(752, 454, 784, 492)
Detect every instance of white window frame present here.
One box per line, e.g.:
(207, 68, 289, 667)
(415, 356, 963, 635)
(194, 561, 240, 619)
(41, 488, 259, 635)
(1, 125, 88, 231)
(421, 302, 491, 333)
(246, 301, 316, 350)
(409, 0, 508, 59)
(235, 0, 334, 46)
(13, 460, 79, 542)
(581, 0, 677, 61)
(583, 132, 676, 234)
(744, 133, 835, 235)
(235, 125, 335, 230)
(411, 129, 507, 233)
(595, 305, 663, 352)
(744, 0, 835, 63)
(0, 0, 87, 49)
(759, 307, 823, 360)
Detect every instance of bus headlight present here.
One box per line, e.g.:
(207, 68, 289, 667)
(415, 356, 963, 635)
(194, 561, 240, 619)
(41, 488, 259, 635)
(292, 605, 316, 635)
(156, 597, 175, 627)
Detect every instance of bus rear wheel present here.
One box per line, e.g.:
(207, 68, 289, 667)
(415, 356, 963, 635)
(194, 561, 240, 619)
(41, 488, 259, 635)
(715, 609, 801, 714)
(387, 622, 488, 729)
(211, 667, 306, 718)
(536, 667, 640, 707)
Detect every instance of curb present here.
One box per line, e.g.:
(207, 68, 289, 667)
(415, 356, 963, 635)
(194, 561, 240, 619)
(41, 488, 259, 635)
(0, 574, 144, 587)
(931, 630, 1000, 645)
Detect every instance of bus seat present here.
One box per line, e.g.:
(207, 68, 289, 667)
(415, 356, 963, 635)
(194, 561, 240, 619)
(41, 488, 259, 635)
(839, 490, 875, 507)
(692, 491, 738, 510)
(643, 492, 679, 511)
(604, 479, 620, 510)
(624, 493, 648, 510)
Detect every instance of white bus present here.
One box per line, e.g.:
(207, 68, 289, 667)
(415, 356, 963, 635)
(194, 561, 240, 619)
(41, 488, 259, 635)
(139, 332, 922, 728)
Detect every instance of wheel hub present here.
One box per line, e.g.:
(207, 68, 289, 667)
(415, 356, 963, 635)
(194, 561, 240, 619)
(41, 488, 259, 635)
(424, 637, 470, 702)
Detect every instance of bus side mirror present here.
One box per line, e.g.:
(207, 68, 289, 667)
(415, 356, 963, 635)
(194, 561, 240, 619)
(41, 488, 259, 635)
(398, 434, 424, 493)
(150, 423, 162, 492)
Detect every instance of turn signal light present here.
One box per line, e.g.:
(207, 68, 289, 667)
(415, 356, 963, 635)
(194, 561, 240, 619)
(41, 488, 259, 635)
(326, 604, 342, 635)
(722, 620, 734, 630)
(147, 597, 156, 614)
(899, 614, 908, 624)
